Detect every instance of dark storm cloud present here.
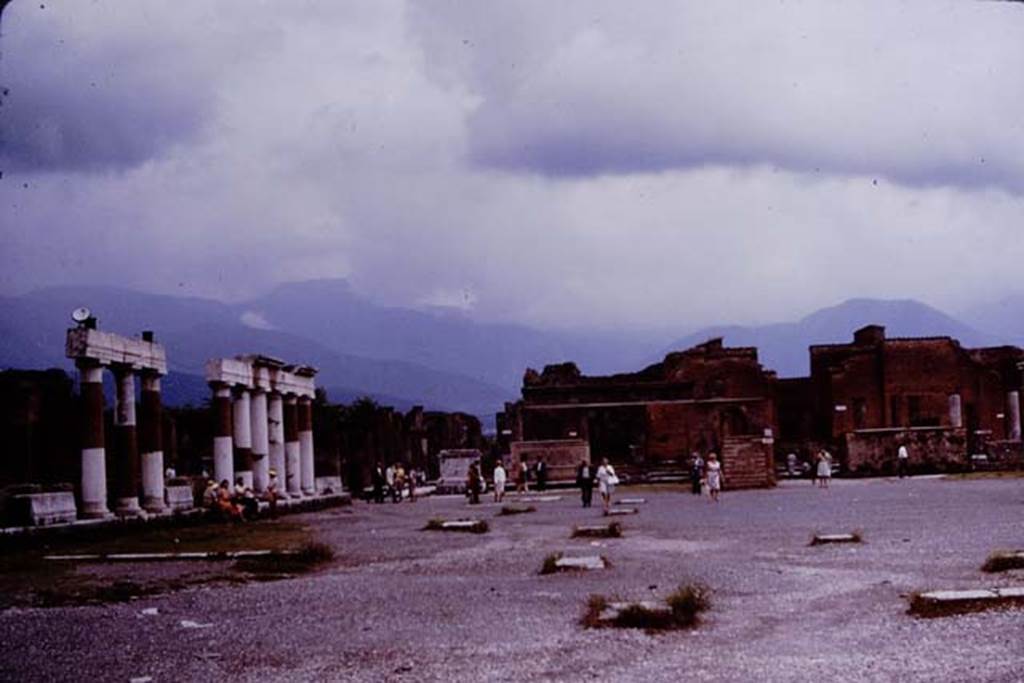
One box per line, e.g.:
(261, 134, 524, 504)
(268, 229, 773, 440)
(0, 2, 211, 171)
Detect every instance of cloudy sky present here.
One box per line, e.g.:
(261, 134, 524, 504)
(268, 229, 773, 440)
(1, 0, 1023, 331)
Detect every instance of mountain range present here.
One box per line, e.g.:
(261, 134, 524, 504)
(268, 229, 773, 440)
(2, 279, 1022, 418)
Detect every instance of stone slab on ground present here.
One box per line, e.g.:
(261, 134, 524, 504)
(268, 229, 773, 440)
(812, 533, 860, 545)
(554, 555, 606, 571)
(572, 523, 622, 538)
(616, 498, 647, 505)
(911, 586, 1024, 617)
(519, 495, 561, 503)
(43, 549, 299, 562)
(606, 508, 639, 517)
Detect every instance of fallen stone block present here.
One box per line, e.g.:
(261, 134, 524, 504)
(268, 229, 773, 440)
(582, 583, 709, 630)
(11, 492, 78, 526)
(571, 522, 623, 539)
(909, 587, 1024, 617)
(982, 550, 1024, 573)
(520, 495, 561, 503)
(498, 504, 537, 516)
(164, 484, 195, 512)
(315, 476, 343, 495)
(423, 518, 489, 534)
(810, 532, 862, 546)
(555, 555, 607, 571)
(606, 508, 639, 517)
(616, 498, 646, 505)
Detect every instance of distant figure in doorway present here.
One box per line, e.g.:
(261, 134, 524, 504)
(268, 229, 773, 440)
(576, 459, 594, 508)
(705, 453, 723, 503)
(392, 464, 406, 503)
(690, 452, 705, 496)
(897, 443, 910, 479)
(816, 450, 833, 489)
(371, 462, 386, 504)
(786, 452, 798, 477)
(535, 458, 548, 491)
(467, 462, 482, 504)
(493, 460, 507, 502)
(596, 458, 618, 514)
(516, 460, 530, 494)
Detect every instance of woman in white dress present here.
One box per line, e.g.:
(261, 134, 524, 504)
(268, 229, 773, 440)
(705, 453, 723, 502)
(493, 461, 507, 502)
(595, 457, 618, 515)
(816, 450, 832, 489)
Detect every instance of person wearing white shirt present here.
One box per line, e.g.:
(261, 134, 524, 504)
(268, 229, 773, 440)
(897, 443, 909, 479)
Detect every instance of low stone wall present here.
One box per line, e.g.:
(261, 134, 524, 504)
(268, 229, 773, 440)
(979, 440, 1024, 471)
(842, 427, 967, 475)
(720, 436, 775, 490)
(315, 476, 343, 495)
(510, 439, 590, 485)
(11, 492, 78, 526)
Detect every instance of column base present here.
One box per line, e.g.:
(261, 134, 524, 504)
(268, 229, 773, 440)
(114, 497, 146, 518)
(141, 497, 168, 514)
(79, 502, 114, 520)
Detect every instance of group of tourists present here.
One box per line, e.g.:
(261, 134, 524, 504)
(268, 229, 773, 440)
(687, 452, 724, 502)
(784, 449, 836, 487)
(202, 469, 282, 521)
(370, 462, 422, 504)
(574, 457, 619, 514)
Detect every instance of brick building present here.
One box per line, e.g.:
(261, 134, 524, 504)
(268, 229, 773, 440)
(777, 325, 1024, 474)
(499, 339, 777, 489)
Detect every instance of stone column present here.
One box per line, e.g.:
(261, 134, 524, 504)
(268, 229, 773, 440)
(232, 387, 253, 488)
(112, 366, 143, 516)
(78, 362, 111, 519)
(139, 373, 167, 513)
(298, 396, 315, 495)
(250, 389, 270, 493)
(948, 393, 963, 429)
(284, 395, 302, 496)
(267, 392, 286, 496)
(1008, 390, 1021, 441)
(212, 383, 234, 485)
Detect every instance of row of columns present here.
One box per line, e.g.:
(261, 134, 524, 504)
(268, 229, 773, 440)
(78, 361, 167, 519)
(211, 383, 315, 497)
(947, 391, 1022, 441)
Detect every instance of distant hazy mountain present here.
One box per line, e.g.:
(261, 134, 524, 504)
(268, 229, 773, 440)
(664, 298, 996, 378)
(0, 286, 512, 415)
(958, 294, 1024, 345)
(240, 279, 662, 389)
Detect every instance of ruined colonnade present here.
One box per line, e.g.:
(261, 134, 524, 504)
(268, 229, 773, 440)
(206, 356, 317, 496)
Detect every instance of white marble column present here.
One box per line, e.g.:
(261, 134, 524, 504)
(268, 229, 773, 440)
(284, 395, 302, 496)
(250, 389, 269, 493)
(299, 396, 315, 495)
(78, 363, 111, 519)
(212, 384, 234, 485)
(233, 387, 253, 489)
(1008, 390, 1021, 441)
(948, 393, 963, 429)
(267, 392, 286, 496)
(139, 374, 167, 513)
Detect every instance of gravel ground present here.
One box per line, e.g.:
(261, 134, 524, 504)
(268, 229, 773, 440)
(2, 477, 1024, 682)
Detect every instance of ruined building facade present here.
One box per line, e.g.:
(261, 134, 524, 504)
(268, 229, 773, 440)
(778, 325, 1024, 474)
(499, 339, 777, 489)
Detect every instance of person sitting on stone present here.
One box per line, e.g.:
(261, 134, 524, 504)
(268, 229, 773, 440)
(202, 479, 220, 512)
(233, 476, 259, 520)
(217, 479, 243, 521)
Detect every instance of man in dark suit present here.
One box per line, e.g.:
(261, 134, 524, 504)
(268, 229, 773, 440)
(535, 457, 548, 491)
(576, 459, 595, 508)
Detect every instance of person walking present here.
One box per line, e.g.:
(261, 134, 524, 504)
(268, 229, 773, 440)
(705, 453, 723, 503)
(576, 459, 594, 508)
(371, 462, 386, 504)
(392, 464, 406, 503)
(535, 457, 548, 491)
(690, 452, 704, 496)
(493, 460, 507, 502)
(516, 459, 529, 494)
(467, 462, 482, 504)
(595, 458, 618, 515)
(817, 449, 833, 489)
(897, 443, 910, 479)
(407, 467, 418, 502)
(385, 463, 396, 501)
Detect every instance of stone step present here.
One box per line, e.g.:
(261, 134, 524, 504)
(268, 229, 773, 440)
(554, 555, 607, 571)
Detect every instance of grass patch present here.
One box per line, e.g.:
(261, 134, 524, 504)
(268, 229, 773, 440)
(233, 541, 335, 576)
(539, 552, 564, 575)
(982, 551, 1024, 573)
(498, 505, 537, 516)
(571, 522, 623, 539)
(581, 582, 709, 631)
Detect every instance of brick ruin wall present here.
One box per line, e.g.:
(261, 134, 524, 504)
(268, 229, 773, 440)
(510, 439, 590, 484)
(842, 428, 968, 475)
(720, 436, 775, 490)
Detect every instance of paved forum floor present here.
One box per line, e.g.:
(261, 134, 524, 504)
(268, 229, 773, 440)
(2, 477, 1024, 682)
